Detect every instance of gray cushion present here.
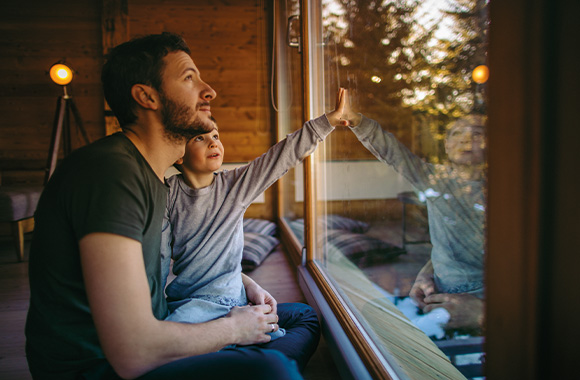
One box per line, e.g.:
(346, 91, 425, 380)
(0, 185, 43, 222)
(243, 218, 277, 236)
(242, 232, 280, 271)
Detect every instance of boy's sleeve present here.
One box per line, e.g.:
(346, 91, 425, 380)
(229, 114, 335, 207)
(349, 115, 434, 189)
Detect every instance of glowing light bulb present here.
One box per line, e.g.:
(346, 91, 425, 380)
(472, 65, 489, 84)
(49, 63, 73, 85)
(371, 76, 382, 83)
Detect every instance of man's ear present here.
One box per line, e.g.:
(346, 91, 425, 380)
(131, 84, 159, 111)
(175, 157, 184, 165)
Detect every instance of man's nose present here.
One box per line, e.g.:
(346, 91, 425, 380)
(201, 81, 217, 101)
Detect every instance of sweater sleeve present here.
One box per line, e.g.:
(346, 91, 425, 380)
(349, 115, 435, 191)
(227, 114, 335, 208)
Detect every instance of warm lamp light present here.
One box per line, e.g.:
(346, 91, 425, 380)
(45, 61, 89, 184)
(472, 65, 489, 84)
(49, 63, 73, 86)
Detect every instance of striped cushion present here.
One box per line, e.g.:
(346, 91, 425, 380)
(243, 218, 277, 236)
(325, 215, 370, 233)
(242, 232, 280, 271)
(326, 229, 405, 266)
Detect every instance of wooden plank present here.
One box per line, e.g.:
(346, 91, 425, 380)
(102, 0, 129, 55)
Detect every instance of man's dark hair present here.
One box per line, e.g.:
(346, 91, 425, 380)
(101, 32, 191, 128)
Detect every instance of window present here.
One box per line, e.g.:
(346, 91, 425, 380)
(277, 0, 489, 378)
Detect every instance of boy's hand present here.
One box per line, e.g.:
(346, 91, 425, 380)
(326, 88, 362, 127)
(245, 281, 278, 316)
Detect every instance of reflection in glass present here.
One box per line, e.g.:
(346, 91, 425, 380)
(308, 0, 489, 378)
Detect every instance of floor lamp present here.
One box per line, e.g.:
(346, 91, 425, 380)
(45, 63, 90, 184)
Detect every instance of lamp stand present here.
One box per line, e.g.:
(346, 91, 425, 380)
(44, 87, 90, 184)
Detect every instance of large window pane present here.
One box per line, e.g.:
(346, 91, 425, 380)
(308, 0, 489, 378)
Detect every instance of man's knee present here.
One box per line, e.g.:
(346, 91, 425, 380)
(251, 349, 302, 380)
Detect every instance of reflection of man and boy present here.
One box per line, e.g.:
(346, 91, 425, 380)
(340, 104, 486, 333)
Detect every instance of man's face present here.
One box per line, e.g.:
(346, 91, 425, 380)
(158, 51, 217, 141)
(445, 124, 486, 166)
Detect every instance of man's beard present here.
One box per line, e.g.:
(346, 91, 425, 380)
(160, 93, 213, 142)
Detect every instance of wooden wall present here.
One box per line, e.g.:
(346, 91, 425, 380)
(0, 0, 104, 184)
(0, 0, 276, 219)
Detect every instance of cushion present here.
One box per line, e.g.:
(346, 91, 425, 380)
(326, 229, 405, 266)
(243, 218, 277, 236)
(242, 232, 280, 271)
(325, 214, 370, 233)
(287, 218, 305, 244)
(287, 215, 369, 244)
(0, 185, 43, 222)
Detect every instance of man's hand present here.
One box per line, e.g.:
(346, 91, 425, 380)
(423, 293, 484, 330)
(226, 304, 279, 346)
(409, 260, 436, 309)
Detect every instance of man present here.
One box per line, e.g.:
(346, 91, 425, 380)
(26, 33, 305, 380)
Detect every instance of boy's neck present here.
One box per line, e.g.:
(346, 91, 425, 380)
(181, 170, 216, 189)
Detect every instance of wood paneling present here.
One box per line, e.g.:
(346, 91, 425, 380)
(0, 0, 104, 179)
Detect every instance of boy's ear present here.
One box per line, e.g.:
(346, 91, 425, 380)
(175, 157, 184, 165)
(131, 84, 159, 111)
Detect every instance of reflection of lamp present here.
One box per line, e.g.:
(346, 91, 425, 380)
(45, 62, 90, 183)
(472, 65, 489, 113)
(472, 65, 489, 84)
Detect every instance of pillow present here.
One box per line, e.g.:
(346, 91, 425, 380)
(243, 218, 277, 236)
(326, 229, 405, 266)
(325, 215, 370, 233)
(287, 218, 305, 244)
(242, 232, 280, 271)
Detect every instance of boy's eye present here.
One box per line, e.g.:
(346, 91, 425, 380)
(213, 134, 219, 140)
(194, 136, 204, 142)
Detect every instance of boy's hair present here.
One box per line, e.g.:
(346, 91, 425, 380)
(173, 116, 219, 173)
(101, 32, 191, 128)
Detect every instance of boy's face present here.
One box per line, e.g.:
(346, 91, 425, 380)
(182, 126, 224, 175)
(445, 124, 486, 166)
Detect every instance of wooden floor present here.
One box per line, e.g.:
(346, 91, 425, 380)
(0, 234, 340, 380)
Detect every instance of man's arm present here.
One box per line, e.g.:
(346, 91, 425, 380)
(80, 233, 277, 379)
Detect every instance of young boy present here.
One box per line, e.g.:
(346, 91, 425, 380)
(161, 88, 350, 370)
